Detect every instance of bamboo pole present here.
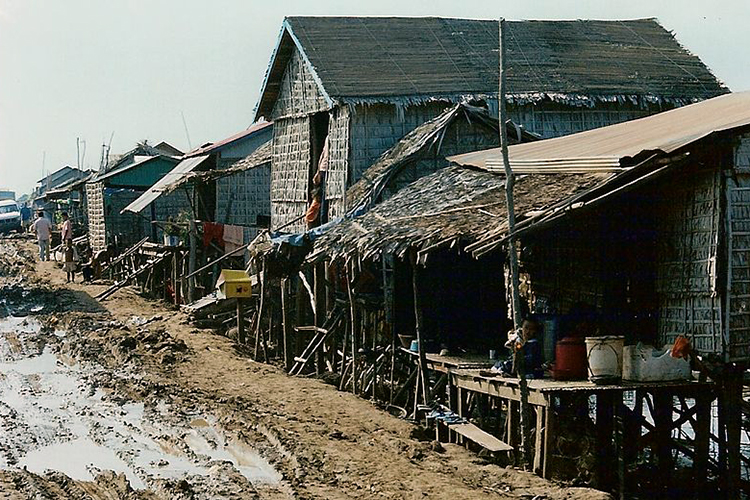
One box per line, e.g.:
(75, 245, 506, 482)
(499, 18, 531, 468)
(254, 259, 266, 357)
(411, 250, 429, 406)
(281, 278, 292, 371)
(346, 260, 358, 394)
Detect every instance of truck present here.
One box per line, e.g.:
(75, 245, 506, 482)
(0, 199, 22, 234)
(0, 190, 15, 201)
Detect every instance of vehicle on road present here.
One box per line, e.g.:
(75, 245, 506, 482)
(0, 199, 22, 234)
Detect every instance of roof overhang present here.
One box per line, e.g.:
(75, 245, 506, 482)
(252, 18, 334, 122)
(121, 155, 210, 214)
(450, 92, 750, 173)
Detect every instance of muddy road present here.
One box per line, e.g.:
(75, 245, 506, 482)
(0, 239, 610, 500)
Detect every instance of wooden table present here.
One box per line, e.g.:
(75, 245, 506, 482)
(447, 369, 714, 497)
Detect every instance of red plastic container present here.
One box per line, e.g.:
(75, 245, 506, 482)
(552, 337, 587, 380)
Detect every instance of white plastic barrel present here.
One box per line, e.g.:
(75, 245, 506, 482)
(585, 336, 625, 383)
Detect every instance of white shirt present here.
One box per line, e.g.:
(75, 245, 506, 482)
(61, 219, 72, 241)
(32, 217, 51, 240)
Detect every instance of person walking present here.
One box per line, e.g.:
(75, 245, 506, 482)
(31, 211, 52, 261)
(60, 212, 72, 242)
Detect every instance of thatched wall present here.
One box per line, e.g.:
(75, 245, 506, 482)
(656, 168, 722, 354)
(271, 116, 310, 231)
(324, 105, 350, 221)
(727, 134, 750, 361)
(272, 48, 329, 120)
(349, 102, 449, 184)
(506, 101, 662, 139)
(216, 164, 271, 239)
(153, 189, 193, 234)
(86, 182, 106, 251)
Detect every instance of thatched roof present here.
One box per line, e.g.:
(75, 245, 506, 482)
(345, 103, 537, 214)
(255, 17, 727, 119)
(309, 166, 608, 263)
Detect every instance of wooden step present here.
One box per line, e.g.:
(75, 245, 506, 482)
(448, 422, 513, 453)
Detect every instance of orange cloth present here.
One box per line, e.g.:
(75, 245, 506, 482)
(305, 198, 321, 225)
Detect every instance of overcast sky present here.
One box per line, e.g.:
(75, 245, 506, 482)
(0, 0, 748, 195)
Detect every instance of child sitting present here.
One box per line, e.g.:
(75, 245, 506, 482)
(63, 239, 79, 283)
(494, 317, 544, 378)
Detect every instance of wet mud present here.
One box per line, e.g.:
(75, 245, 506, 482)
(0, 239, 611, 500)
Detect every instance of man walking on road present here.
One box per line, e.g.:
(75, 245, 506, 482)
(32, 211, 51, 261)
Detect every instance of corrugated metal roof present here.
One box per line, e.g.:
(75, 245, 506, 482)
(450, 92, 750, 172)
(121, 155, 210, 214)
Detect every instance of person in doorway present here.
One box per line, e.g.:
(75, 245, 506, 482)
(63, 239, 79, 283)
(305, 187, 322, 229)
(60, 212, 72, 242)
(31, 211, 52, 261)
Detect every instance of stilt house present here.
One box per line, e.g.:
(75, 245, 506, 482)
(86, 142, 182, 251)
(123, 122, 273, 242)
(254, 16, 727, 231)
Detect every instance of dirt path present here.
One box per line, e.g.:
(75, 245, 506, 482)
(0, 239, 610, 499)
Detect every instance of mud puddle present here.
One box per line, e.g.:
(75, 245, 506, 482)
(0, 314, 287, 498)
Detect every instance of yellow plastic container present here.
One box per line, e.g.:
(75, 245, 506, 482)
(216, 269, 252, 299)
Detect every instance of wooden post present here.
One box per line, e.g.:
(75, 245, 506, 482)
(188, 219, 197, 303)
(652, 390, 673, 491)
(721, 368, 743, 499)
(281, 278, 292, 371)
(346, 260, 358, 394)
(314, 265, 322, 375)
(255, 260, 266, 359)
(498, 17, 530, 467)
(411, 251, 429, 406)
(693, 391, 711, 497)
(236, 298, 245, 344)
(596, 391, 616, 490)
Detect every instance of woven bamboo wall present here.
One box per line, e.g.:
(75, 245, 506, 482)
(104, 189, 150, 250)
(656, 168, 722, 355)
(272, 48, 329, 120)
(523, 224, 607, 315)
(153, 189, 193, 237)
(324, 106, 350, 220)
(726, 134, 750, 361)
(271, 116, 310, 231)
(86, 182, 106, 251)
(349, 102, 450, 185)
(216, 163, 271, 239)
(505, 101, 662, 139)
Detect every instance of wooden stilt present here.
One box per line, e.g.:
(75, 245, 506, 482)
(236, 298, 245, 344)
(411, 252, 428, 405)
(281, 278, 291, 371)
(254, 260, 266, 359)
(346, 260, 357, 394)
(693, 391, 711, 498)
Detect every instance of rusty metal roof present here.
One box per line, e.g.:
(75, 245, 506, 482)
(450, 92, 750, 173)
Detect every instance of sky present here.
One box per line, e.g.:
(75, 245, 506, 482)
(0, 0, 748, 196)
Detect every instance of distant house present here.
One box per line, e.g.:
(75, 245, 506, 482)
(123, 122, 273, 242)
(32, 166, 89, 200)
(254, 16, 727, 231)
(86, 143, 182, 251)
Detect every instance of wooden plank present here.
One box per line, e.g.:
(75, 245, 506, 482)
(448, 422, 513, 452)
